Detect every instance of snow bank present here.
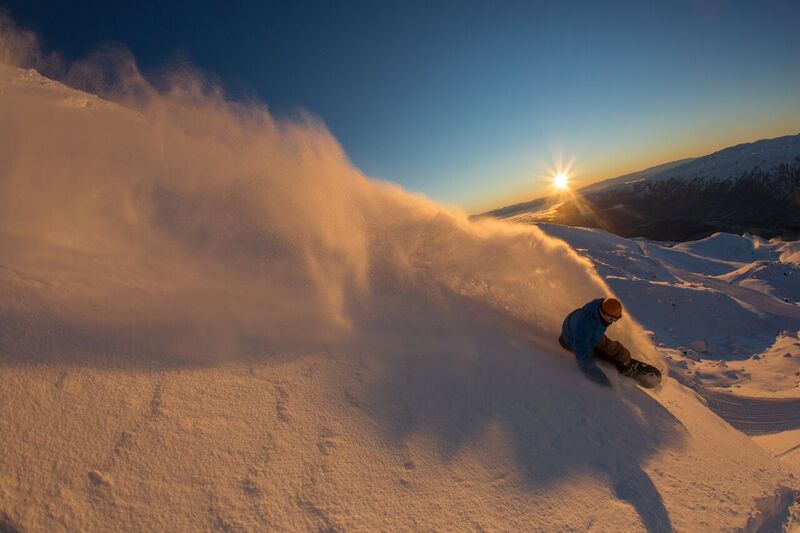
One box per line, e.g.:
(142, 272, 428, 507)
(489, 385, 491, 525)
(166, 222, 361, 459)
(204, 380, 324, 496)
(673, 232, 775, 264)
(718, 261, 800, 304)
(779, 241, 800, 266)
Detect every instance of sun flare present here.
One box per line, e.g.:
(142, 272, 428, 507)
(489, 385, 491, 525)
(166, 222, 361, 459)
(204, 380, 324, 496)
(554, 172, 569, 190)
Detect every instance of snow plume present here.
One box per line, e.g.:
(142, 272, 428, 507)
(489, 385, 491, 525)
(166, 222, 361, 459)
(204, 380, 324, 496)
(0, 20, 655, 364)
(0, 10, 61, 76)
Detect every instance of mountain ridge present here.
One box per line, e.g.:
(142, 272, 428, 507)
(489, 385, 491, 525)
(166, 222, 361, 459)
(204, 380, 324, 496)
(483, 134, 800, 241)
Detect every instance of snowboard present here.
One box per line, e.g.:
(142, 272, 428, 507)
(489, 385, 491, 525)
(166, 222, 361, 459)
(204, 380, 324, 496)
(621, 358, 662, 388)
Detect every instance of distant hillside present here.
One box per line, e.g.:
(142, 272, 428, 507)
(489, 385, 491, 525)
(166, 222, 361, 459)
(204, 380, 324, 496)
(579, 158, 696, 194)
(647, 134, 800, 183)
(483, 134, 800, 241)
(483, 158, 694, 219)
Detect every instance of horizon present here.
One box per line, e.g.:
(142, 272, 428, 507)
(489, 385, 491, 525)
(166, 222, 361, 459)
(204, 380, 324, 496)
(483, 131, 800, 214)
(3, 1, 800, 213)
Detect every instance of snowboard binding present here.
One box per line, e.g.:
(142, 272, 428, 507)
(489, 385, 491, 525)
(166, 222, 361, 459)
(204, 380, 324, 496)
(621, 359, 662, 389)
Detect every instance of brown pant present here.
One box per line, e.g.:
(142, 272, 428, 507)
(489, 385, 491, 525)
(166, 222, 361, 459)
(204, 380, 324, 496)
(559, 334, 631, 369)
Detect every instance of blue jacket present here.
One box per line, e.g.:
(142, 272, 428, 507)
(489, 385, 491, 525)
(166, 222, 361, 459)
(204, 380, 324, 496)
(561, 298, 607, 364)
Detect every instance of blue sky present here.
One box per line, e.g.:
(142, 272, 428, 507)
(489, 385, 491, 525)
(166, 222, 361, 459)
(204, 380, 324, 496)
(4, 0, 799, 212)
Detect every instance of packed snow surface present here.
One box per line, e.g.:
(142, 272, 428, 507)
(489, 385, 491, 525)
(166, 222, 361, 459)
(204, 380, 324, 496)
(1, 58, 798, 531)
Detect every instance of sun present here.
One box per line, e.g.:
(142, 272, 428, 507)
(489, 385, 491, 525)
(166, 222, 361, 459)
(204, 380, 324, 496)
(554, 172, 569, 190)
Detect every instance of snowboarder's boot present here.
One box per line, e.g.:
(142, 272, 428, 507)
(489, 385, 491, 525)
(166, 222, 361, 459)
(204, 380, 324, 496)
(620, 358, 662, 388)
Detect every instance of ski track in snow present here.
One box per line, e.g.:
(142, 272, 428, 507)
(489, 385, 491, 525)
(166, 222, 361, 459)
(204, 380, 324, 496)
(778, 441, 800, 459)
(667, 361, 800, 437)
(640, 241, 800, 321)
(634, 240, 800, 436)
(695, 388, 800, 435)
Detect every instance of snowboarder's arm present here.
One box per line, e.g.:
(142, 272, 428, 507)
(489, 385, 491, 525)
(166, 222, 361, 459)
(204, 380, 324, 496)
(571, 330, 595, 366)
(572, 334, 611, 387)
(576, 357, 612, 387)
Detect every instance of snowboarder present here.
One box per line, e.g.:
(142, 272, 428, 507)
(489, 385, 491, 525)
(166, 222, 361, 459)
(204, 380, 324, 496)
(559, 297, 661, 388)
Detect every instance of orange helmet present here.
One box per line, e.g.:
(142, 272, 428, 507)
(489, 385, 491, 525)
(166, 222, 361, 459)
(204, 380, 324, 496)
(601, 298, 623, 320)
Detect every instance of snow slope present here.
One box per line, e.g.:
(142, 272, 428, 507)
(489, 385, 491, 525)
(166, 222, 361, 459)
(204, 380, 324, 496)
(538, 225, 800, 394)
(672, 232, 777, 264)
(718, 261, 800, 305)
(535, 223, 800, 510)
(2, 345, 796, 532)
(1, 56, 798, 532)
(754, 430, 800, 473)
(646, 134, 800, 183)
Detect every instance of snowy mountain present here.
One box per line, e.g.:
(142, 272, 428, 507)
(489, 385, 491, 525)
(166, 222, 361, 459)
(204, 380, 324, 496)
(646, 135, 800, 183)
(578, 158, 696, 194)
(2, 63, 800, 531)
(484, 158, 695, 219)
(485, 134, 800, 241)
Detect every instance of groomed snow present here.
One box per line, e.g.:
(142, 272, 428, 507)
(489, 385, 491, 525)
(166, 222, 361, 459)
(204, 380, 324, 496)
(1, 59, 798, 531)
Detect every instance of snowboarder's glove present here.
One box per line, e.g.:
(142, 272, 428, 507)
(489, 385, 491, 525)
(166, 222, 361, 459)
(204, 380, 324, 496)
(576, 358, 612, 387)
